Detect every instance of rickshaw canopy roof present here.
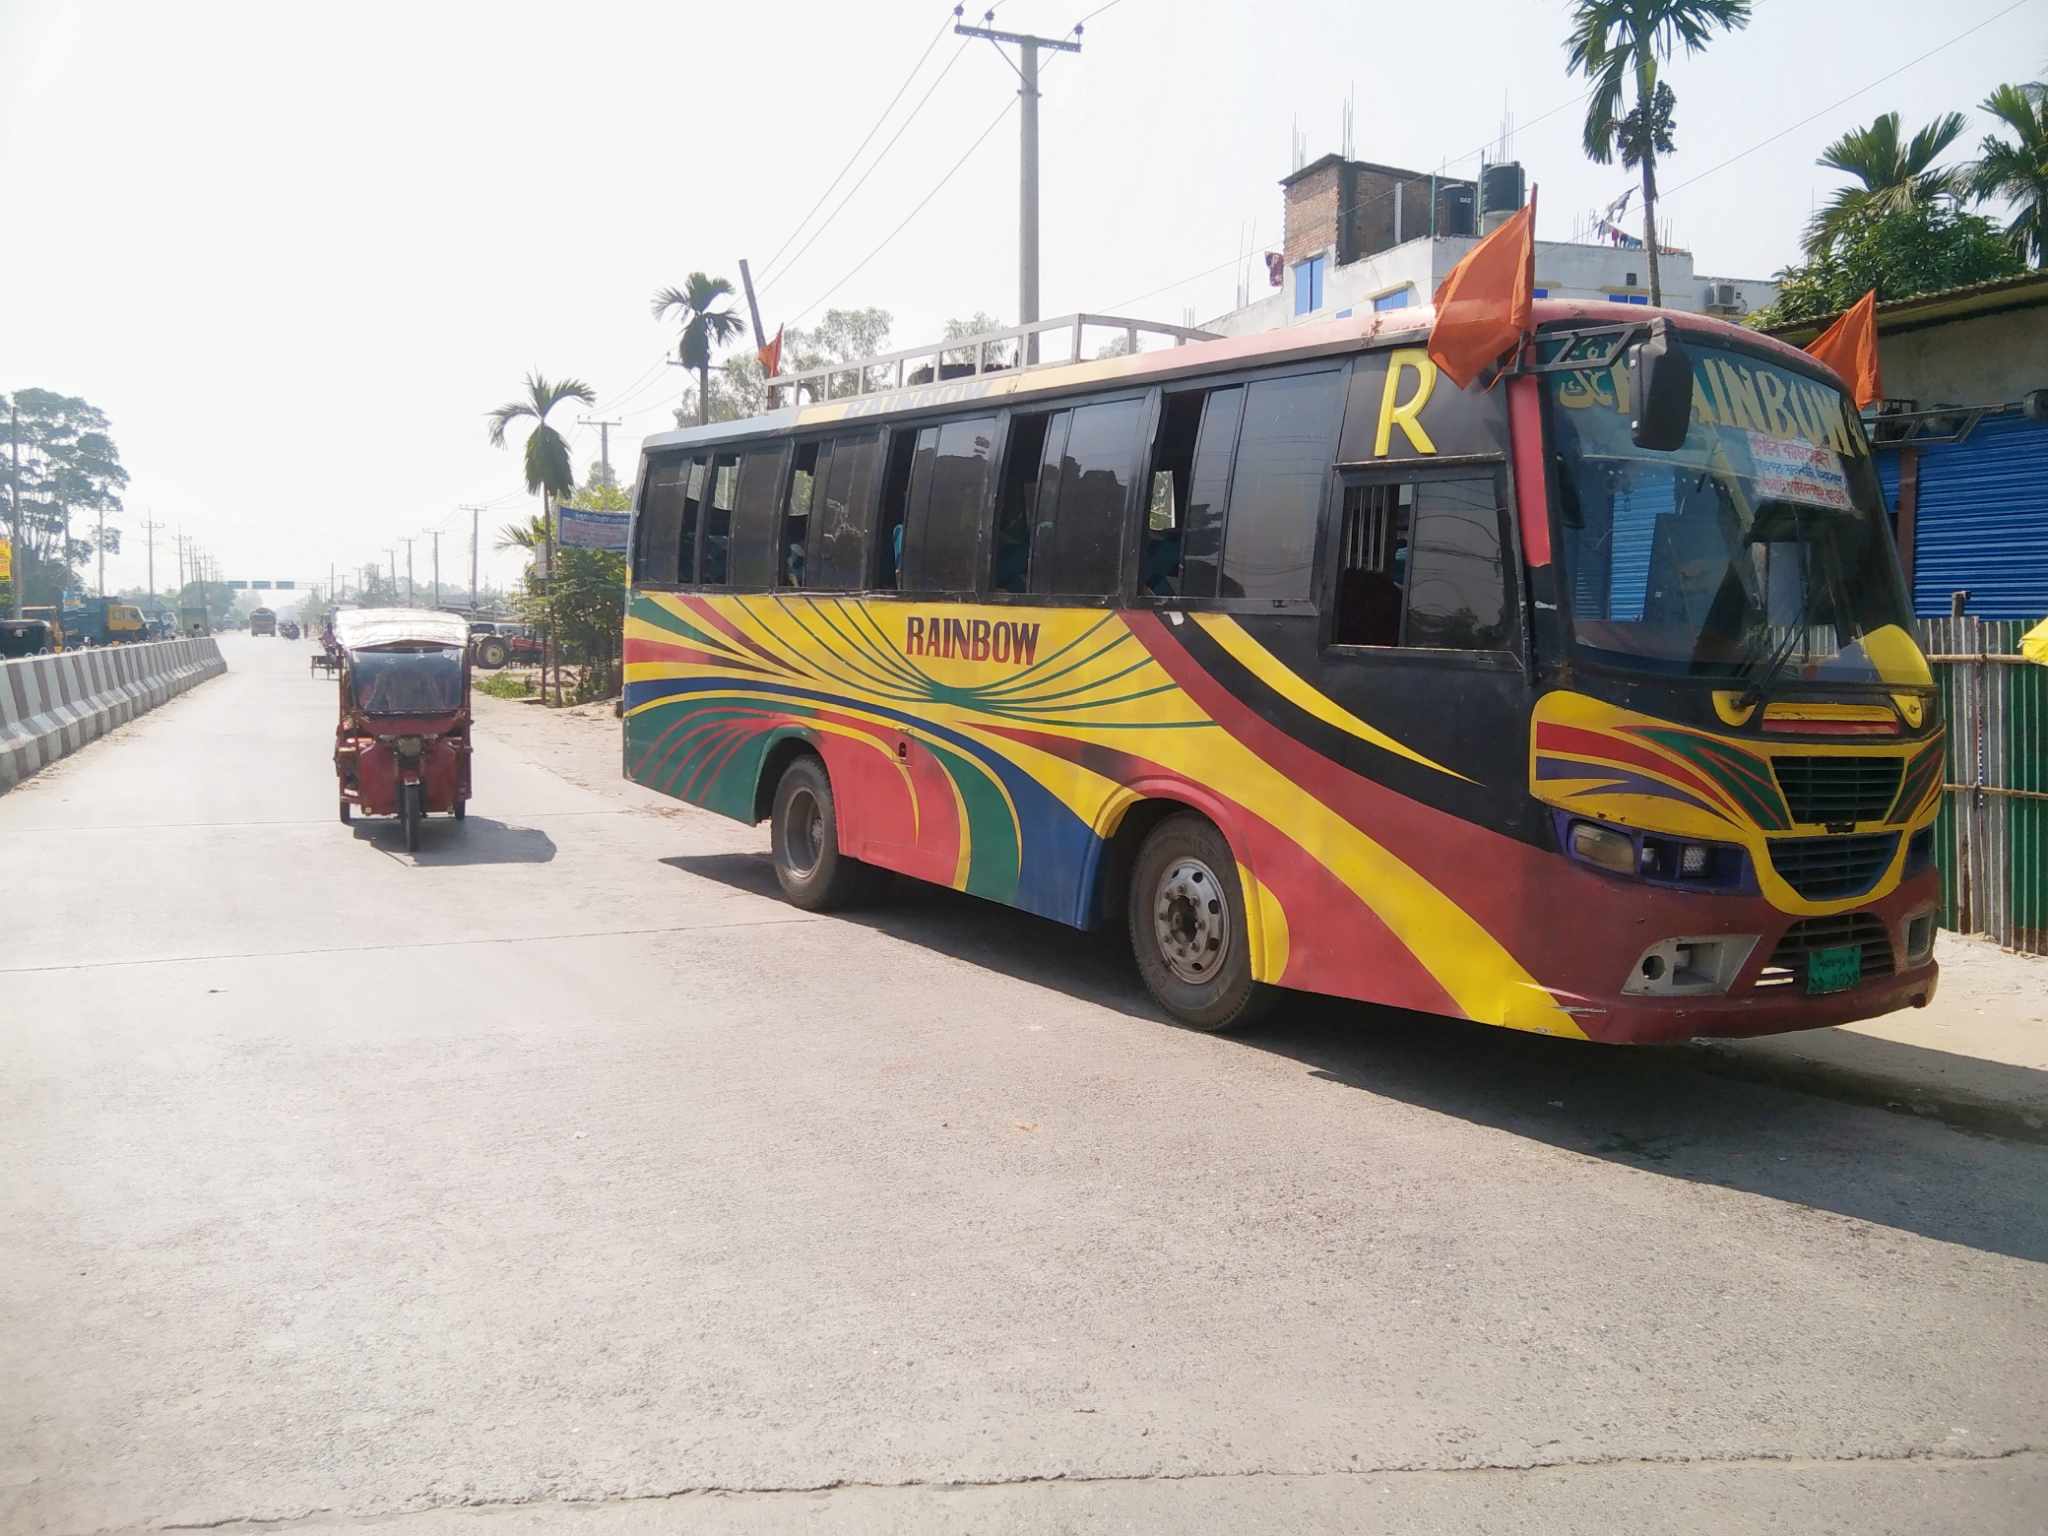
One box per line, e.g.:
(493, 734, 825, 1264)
(333, 607, 471, 652)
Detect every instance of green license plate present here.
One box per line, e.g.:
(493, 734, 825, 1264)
(1806, 945, 1862, 994)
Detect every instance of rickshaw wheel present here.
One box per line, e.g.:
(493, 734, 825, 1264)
(338, 799, 351, 824)
(453, 799, 466, 821)
(401, 783, 422, 852)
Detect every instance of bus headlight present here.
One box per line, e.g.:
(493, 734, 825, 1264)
(1565, 818, 1744, 889)
(1570, 821, 1636, 875)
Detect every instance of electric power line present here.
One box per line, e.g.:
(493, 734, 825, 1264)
(785, 95, 1021, 326)
(1652, 0, 2037, 211)
(757, 36, 981, 295)
(753, 7, 957, 285)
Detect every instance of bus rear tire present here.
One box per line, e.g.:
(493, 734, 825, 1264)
(1129, 812, 1273, 1033)
(770, 755, 867, 912)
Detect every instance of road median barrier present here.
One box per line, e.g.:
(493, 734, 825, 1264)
(0, 639, 226, 793)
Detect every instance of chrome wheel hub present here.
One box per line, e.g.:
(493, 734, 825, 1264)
(1154, 857, 1228, 985)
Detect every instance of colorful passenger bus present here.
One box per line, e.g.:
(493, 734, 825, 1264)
(622, 305, 1941, 1043)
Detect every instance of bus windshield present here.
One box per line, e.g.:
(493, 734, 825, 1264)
(1546, 341, 1914, 687)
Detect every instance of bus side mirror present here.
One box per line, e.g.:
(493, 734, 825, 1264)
(1630, 323, 1694, 452)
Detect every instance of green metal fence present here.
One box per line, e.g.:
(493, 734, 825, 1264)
(1919, 617, 2048, 955)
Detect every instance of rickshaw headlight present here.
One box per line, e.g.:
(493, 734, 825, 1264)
(394, 734, 424, 759)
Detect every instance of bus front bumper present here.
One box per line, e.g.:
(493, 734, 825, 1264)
(1529, 870, 1942, 1046)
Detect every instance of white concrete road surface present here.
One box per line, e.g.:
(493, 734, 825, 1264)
(3, 635, 2044, 1534)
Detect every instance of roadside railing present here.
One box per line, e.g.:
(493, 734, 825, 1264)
(1918, 616, 2048, 956)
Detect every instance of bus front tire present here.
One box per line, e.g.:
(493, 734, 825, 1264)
(1129, 813, 1273, 1033)
(770, 755, 867, 911)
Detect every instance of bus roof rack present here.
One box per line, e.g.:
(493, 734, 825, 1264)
(766, 312, 1222, 403)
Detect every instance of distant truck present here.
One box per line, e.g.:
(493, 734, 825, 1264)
(61, 598, 148, 646)
(249, 606, 277, 637)
(179, 604, 211, 638)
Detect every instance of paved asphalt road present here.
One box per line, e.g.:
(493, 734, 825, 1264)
(3, 635, 2044, 1534)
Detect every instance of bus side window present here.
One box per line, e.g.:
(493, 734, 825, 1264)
(1178, 387, 1246, 601)
(727, 445, 789, 588)
(1330, 476, 1512, 651)
(992, 412, 1053, 594)
(782, 441, 824, 588)
(1220, 370, 1346, 603)
(1143, 392, 1206, 596)
(875, 427, 929, 589)
(679, 458, 706, 584)
(812, 432, 880, 591)
(701, 454, 741, 585)
(635, 456, 689, 585)
(902, 416, 994, 593)
(1032, 398, 1143, 597)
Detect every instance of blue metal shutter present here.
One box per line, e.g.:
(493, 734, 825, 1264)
(1909, 417, 2048, 619)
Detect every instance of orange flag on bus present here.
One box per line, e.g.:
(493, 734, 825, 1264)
(757, 325, 784, 378)
(1427, 192, 1537, 389)
(1805, 288, 1882, 408)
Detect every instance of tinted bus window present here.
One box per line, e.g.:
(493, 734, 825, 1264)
(903, 415, 994, 592)
(1403, 478, 1513, 649)
(811, 432, 880, 591)
(1220, 371, 1345, 603)
(727, 445, 788, 588)
(1178, 387, 1245, 601)
(679, 459, 705, 584)
(637, 457, 689, 585)
(1034, 398, 1142, 596)
(702, 454, 740, 584)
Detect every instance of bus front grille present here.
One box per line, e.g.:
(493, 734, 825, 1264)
(1766, 833, 1898, 901)
(1755, 913, 1896, 989)
(1772, 754, 1904, 826)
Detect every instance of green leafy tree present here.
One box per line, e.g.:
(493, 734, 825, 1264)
(2, 389, 127, 609)
(1749, 203, 2024, 329)
(486, 371, 596, 705)
(1565, 0, 1752, 306)
(1969, 82, 2048, 268)
(652, 273, 747, 428)
(673, 306, 897, 427)
(1803, 111, 1968, 256)
(498, 471, 629, 703)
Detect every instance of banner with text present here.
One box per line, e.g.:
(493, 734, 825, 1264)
(558, 507, 632, 552)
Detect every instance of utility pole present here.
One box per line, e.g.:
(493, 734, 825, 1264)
(430, 530, 441, 608)
(456, 514, 483, 618)
(577, 419, 623, 489)
(954, 14, 1081, 363)
(386, 548, 397, 602)
(400, 537, 416, 604)
(456, 499, 483, 606)
(142, 516, 163, 604)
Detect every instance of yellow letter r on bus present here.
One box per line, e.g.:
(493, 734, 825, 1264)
(1375, 347, 1439, 457)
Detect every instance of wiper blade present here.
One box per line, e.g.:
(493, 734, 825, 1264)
(1736, 503, 1812, 711)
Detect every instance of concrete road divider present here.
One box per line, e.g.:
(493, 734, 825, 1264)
(0, 639, 226, 793)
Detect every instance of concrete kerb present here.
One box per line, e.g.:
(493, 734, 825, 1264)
(0, 639, 226, 793)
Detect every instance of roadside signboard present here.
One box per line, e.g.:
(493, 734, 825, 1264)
(558, 506, 632, 552)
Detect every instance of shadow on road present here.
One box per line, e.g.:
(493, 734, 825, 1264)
(351, 815, 557, 865)
(669, 848, 2048, 1264)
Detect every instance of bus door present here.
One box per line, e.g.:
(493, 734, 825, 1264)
(1316, 460, 1534, 835)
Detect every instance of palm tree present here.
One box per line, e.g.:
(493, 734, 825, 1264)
(1565, 0, 1752, 306)
(485, 371, 595, 706)
(652, 274, 746, 426)
(1969, 82, 2048, 269)
(1803, 111, 1969, 256)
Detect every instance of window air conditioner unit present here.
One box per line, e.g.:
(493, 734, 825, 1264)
(1710, 283, 1740, 310)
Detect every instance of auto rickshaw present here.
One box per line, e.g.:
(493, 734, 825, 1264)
(332, 608, 472, 851)
(0, 617, 57, 659)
